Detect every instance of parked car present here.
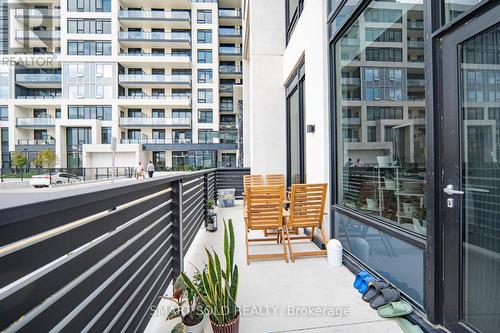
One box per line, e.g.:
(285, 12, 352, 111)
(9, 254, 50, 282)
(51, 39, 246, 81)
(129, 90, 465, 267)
(30, 173, 82, 188)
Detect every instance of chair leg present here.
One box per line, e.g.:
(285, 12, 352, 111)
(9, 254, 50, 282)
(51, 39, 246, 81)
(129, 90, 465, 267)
(310, 227, 316, 241)
(280, 228, 288, 263)
(285, 225, 294, 263)
(319, 225, 329, 248)
(245, 223, 250, 265)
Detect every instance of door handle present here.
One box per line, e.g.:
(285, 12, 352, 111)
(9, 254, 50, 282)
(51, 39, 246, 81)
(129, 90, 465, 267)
(443, 184, 464, 195)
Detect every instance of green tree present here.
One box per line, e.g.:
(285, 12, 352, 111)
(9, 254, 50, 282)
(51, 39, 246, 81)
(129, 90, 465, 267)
(11, 151, 28, 172)
(34, 149, 57, 168)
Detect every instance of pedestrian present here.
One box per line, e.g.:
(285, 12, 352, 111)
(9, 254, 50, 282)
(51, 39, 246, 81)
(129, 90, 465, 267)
(147, 160, 155, 178)
(346, 158, 353, 167)
(135, 161, 145, 180)
(354, 158, 364, 167)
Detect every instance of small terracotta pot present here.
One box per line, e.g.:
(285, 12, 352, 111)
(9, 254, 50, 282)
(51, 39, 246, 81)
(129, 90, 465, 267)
(210, 312, 240, 333)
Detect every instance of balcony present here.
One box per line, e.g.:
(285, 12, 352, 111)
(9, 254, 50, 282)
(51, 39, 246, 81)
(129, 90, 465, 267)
(16, 92, 61, 100)
(117, 52, 191, 66)
(220, 121, 238, 130)
(0, 169, 405, 333)
(342, 117, 361, 125)
(407, 20, 424, 29)
(220, 84, 234, 95)
(118, 74, 191, 87)
(219, 28, 242, 42)
(220, 65, 242, 79)
(219, 8, 242, 24)
(407, 79, 426, 87)
(15, 73, 62, 88)
(16, 139, 55, 151)
(15, 8, 60, 18)
(220, 103, 234, 112)
(16, 117, 56, 127)
(341, 77, 360, 85)
(15, 30, 60, 40)
(118, 31, 191, 48)
(407, 40, 424, 49)
(118, 94, 191, 107)
(219, 47, 242, 60)
(119, 10, 190, 29)
(119, 117, 191, 128)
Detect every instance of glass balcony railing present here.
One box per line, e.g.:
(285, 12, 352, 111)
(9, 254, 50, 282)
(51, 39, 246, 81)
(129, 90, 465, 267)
(17, 139, 55, 145)
(16, 30, 60, 39)
(15, 8, 60, 18)
(121, 138, 193, 144)
(219, 28, 242, 37)
(118, 94, 191, 100)
(220, 104, 234, 112)
(219, 9, 242, 18)
(119, 10, 190, 21)
(119, 31, 190, 42)
(16, 93, 61, 99)
(219, 46, 242, 55)
(220, 122, 238, 130)
(119, 52, 191, 58)
(16, 117, 56, 127)
(119, 117, 191, 126)
(220, 84, 234, 94)
(407, 21, 424, 29)
(407, 79, 426, 86)
(118, 74, 191, 84)
(407, 40, 424, 48)
(16, 73, 61, 83)
(219, 66, 242, 74)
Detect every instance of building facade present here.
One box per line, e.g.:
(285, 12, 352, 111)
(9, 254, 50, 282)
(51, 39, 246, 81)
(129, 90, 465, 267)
(244, 0, 500, 332)
(0, 0, 243, 170)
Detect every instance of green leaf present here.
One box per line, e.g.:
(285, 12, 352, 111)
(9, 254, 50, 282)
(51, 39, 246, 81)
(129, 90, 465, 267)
(171, 322, 185, 333)
(167, 308, 181, 321)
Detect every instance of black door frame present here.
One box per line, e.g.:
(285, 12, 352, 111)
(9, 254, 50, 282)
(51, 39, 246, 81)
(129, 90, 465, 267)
(438, 3, 500, 332)
(286, 63, 306, 186)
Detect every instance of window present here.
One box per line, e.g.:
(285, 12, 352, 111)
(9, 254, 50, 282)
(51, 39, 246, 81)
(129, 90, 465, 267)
(198, 69, 213, 83)
(198, 129, 214, 143)
(68, 0, 111, 12)
(197, 29, 212, 43)
(68, 106, 112, 120)
(101, 127, 111, 144)
(197, 49, 212, 63)
(197, 9, 212, 24)
(286, 0, 304, 42)
(67, 19, 111, 34)
(334, 0, 427, 236)
(172, 110, 191, 120)
(198, 109, 213, 123)
(152, 109, 165, 118)
(0, 106, 7, 121)
(67, 40, 112, 55)
(198, 89, 213, 103)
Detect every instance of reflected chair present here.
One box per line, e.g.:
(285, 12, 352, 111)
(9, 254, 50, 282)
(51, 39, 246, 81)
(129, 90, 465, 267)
(284, 183, 328, 262)
(244, 185, 288, 264)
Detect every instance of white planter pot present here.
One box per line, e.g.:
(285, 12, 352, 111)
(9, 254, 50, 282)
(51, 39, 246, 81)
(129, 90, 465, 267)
(184, 314, 207, 333)
(366, 199, 378, 209)
(377, 156, 391, 167)
(384, 178, 396, 190)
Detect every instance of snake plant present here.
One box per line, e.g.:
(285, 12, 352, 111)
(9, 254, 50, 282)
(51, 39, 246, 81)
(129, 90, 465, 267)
(181, 219, 239, 324)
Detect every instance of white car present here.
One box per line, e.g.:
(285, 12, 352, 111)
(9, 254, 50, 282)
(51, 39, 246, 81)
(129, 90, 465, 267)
(30, 173, 82, 188)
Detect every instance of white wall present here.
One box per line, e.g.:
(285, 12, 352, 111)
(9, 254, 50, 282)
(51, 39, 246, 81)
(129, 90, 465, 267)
(244, 0, 287, 175)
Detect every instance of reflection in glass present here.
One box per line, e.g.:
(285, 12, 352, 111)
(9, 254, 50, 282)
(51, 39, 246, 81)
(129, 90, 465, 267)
(289, 88, 301, 184)
(460, 22, 500, 333)
(335, 0, 427, 235)
(443, 0, 482, 24)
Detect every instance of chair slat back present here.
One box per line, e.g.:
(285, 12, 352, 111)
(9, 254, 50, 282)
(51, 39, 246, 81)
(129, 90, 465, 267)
(247, 185, 284, 230)
(244, 175, 264, 188)
(266, 174, 285, 186)
(289, 183, 327, 228)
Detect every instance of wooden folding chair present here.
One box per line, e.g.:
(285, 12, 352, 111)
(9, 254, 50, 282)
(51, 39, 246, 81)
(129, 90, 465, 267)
(284, 183, 328, 262)
(245, 185, 288, 264)
(264, 174, 299, 236)
(243, 175, 264, 206)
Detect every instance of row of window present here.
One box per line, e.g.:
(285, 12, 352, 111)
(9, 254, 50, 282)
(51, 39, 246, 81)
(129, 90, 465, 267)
(68, 0, 111, 12)
(67, 41, 112, 55)
(67, 19, 111, 34)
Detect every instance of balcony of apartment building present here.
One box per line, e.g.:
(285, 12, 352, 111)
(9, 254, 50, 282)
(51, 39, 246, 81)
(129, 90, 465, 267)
(219, 121, 238, 130)
(118, 48, 191, 67)
(14, 7, 61, 19)
(219, 26, 242, 43)
(220, 83, 234, 96)
(119, 113, 191, 129)
(219, 45, 242, 61)
(16, 138, 56, 152)
(16, 117, 56, 128)
(15, 29, 61, 42)
(117, 88, 192, 108)
(220, 98, 234, 113)
(118, 8, 190, 29)
(219, 63, 242, 79)
(118, 29, 191, 48)
(119, 0, 191, 9)
(118, 73, 191, 88)
(15, 68, 62, 89)
(15, 86, 62, 100)
(218, 8, 242, 25)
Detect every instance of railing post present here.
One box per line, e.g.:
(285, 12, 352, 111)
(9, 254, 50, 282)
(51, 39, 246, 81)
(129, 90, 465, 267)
(214, 169, 218, 203)
(203, 172, 209, 220)
(172, 179, 184, 279)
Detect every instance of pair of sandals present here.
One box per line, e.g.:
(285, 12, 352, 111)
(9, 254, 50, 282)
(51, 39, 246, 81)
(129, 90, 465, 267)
(362, 280, 401, 309)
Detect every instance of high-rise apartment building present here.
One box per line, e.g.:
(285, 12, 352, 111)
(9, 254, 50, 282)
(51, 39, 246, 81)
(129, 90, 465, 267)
(0, 0, 243, 170)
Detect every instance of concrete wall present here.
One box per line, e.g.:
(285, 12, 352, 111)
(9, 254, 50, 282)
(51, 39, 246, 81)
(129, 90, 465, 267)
(243, 0, 287, 175)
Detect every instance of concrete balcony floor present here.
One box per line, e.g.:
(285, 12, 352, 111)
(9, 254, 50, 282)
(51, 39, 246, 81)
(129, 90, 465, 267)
(146, 202, 403, 333)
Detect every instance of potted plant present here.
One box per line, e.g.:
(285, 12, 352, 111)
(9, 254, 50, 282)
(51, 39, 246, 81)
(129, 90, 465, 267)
(165, 270, 207, 333)
(181, 219, 240, 333)
(384, 173, 396, 190)
(366, 193, 378, 210)
(412, 208, 427, 234)
(206, 199, 216, 214)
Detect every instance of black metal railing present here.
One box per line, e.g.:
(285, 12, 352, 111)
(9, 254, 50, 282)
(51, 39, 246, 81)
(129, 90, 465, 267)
(0, 167, 135, 182)
(0, 168, 247, 332)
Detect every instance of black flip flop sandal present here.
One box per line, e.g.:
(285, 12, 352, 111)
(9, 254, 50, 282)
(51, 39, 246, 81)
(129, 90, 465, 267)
(362, 281, 389, 302)
(369, 287, 400, 309)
